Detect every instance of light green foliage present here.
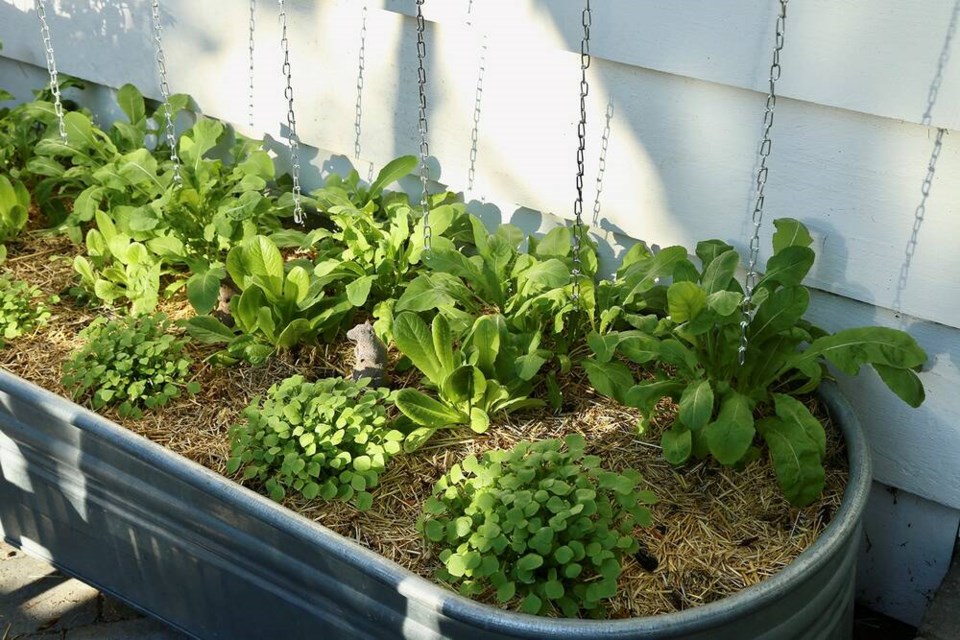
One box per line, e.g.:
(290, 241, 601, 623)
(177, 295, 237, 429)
(73, 210, 165, 315)
(420, 434, 655, 616)
(0, 276, 56, 346)
(227, 375, 402, 509)
(397, 221, 597, 337)
(185, 234, 357, 363)
(586, 218, 927, 506)
(392, 312, 547, 449)
(61, 313, 197, 419)
(0, 175, 30, 249)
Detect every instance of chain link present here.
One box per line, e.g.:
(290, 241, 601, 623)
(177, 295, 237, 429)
(354, 5, 368, 163)
(738, 0, 788, 366)
(465, 3, 487, 194)
(591, 100, 613, 226)
(415, 0, 432, 253)
(248, 0, 256, 128)
(278, 0, 304, 224)
(151, 0, 182, 188)
(571, 0, 591, 311)
(34, 0, 67, 142)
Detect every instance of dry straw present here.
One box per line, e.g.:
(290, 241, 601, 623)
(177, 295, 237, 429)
(1, 233, 847, 618)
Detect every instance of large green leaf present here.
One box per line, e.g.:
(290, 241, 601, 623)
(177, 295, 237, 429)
(186, 270, 223, 314)
(345, 275, 375, 307)
(186, 316, 236, 344)
(773, 393, 826, 458)
(621, 245, 688, 302)
(790, 327, 927, 379)
(749, 286, 809, 343)
(758, 416, 825, 506)
(393, 312, 444, 386)
(661, 425, 692, 465)
(116, 83, 146, 124)
(772, 218, 813, 254)
(623, 380, 684, 412)
(368, 155, 417, 200)
(180, 118, 223, 173)
(758, 246, 814, 288)
(442, 365, 486, 405)
(470, 315, 501, 375)
(700, 249, 740, 294)
(395, 273, 475, 313)
(873, 364, 925, 408)
(432, 313, 456, 377)
(63, 111, 97, 148)
(704, 392, 755, 465)
(695, 239, 735, 270)
(534, 226, 571, 257)
(678, 380, 714, 431)
(667, 281, 706, 323)
(395, 389, 466, 427)
(587, 331, 621, 363)
(582, 358, 634, 404)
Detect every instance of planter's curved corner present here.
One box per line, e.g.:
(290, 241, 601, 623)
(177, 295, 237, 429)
(0, 370, 870, 639)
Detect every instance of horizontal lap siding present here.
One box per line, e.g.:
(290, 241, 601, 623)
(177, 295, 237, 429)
(1, 0, 959, 508)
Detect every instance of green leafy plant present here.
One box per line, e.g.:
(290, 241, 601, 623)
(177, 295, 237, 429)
(227, 375, 403, 510)
(0, 276, 56, 346)
(585, 219, 927, 506)
(62, 313, 198, 418)
(0, 174, 29, 261)
(185, 234, 361, 363)
(72, 210, 166, 315)
(420, 434, 655, 616)
(392, 311, 547, 449)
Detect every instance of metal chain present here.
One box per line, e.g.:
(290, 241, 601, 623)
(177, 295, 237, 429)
(466, 4, 487, 194)
(571, 0, 591, 311)
(738, 0, 788, 366)
(248, 0, 256, 128)
(354, 5, 367, 163)
(151, 0, 182, 188)
(591, 100, 614, 226)
(34, 0, 67, 142)
(416, 0, 432, 254)
(278, 0, 304, 224)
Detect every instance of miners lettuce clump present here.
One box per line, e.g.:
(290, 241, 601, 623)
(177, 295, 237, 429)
(420, 434, 655, 617)
(227, 375, 403, 510)
(0, 276, 56, 346)
(61, 313, 197, 418)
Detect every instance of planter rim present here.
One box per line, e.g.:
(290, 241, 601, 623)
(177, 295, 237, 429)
(0, 371, 871, 637)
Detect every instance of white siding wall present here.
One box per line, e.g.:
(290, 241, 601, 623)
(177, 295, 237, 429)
(2, 0, 959, 623)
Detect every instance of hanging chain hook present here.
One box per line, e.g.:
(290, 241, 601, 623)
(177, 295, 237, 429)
(278, 0, 305, 224)
(354, 5, 368, 165)
(738, 0, 788, 366)
(465, 0, 487, 195)
(415, 0, 432, 255)
(248, 0, 257, 128)
(34, 0, 67, 142)
(151, 0, 183, 188)
(571, 0, 591, 313)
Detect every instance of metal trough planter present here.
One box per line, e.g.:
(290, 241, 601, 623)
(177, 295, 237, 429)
(0, 369, 869, 639)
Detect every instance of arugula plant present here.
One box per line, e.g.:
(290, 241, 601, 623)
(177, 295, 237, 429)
(0, 276, 56, 347)
(392, 311, 548, 450)
(227, 375, 403, 510)
(420, 434, 655, 616)
(185, 235, 357, 363)
(396, 221, 597, 337)
(585, 219, 927, 506)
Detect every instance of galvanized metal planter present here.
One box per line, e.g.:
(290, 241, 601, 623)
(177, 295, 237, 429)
(0, 369, 870, 639)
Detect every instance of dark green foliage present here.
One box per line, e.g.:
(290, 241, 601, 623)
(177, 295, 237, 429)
(61, 313, 197, 418)
(420, 434, 655, 616)
(586, 218, 927, 506)
(0, 276, 56, 346)
(227, 375, 403, 510)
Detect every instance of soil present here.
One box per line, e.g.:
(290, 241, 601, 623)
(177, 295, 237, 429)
(0, 231, 849, 619)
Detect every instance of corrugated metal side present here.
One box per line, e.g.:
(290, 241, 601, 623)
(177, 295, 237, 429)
(0, 371, 869, 639)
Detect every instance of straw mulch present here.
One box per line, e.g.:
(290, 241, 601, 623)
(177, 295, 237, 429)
(0, 232, 848, 619)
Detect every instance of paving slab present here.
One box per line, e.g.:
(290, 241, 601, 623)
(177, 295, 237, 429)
(0, 541, 187, 640)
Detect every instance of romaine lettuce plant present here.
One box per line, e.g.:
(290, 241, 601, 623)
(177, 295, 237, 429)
(0, 174, 30, 260)
(585, 219, 927, 506)
(392, 311, 547, 450)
